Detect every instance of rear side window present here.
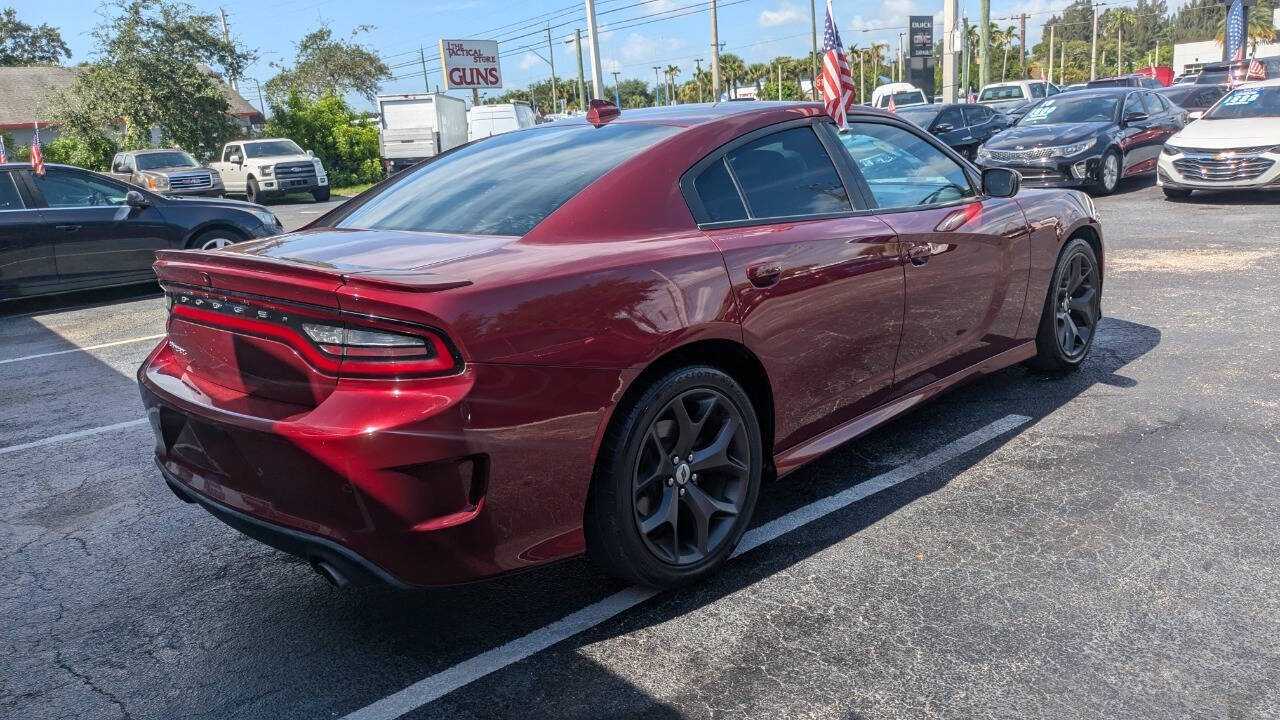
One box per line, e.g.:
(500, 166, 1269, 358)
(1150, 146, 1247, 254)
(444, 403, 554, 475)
(1030, 83, 1046, 98)
(723, 126, 850, 219)
(693, 159, 747, 222)
(0, 172, 24, 210)
(1142, 92, 1164, 115)
(962, 106, 989, 125)
(336, 124, 678, 236)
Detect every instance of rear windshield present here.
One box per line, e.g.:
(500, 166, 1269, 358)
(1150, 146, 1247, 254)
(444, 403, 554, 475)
(336, 123, 678, 236)
(878, 91, 925, 108)
(980, 85, 1024, 101)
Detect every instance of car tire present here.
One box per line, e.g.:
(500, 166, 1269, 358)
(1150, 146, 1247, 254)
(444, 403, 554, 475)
(1026, 237, 1102, 371)
(187, 229, 244, 251)
(246, 177, 262, 205)
(1092, 149, 1121, 196)
(1162, 187, 1192, 200)
(312, 186, 331, 202)
(585, 365, 763, 588)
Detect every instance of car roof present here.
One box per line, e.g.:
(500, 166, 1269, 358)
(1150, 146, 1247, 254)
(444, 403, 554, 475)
(1052, 87, 1134, 98)
(128, 148, 190, 155)
(546, 101, 899, 129)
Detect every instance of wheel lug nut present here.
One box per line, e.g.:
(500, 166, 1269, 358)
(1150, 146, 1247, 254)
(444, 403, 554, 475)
(667, 478, 674, 486)
(691, 474, 698, 481)
(679, 488, 685, 496)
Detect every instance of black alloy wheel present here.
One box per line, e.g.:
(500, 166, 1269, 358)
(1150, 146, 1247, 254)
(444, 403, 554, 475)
(586, 366, 762, 588)
(1028, 237, 1102, 371)
(632, 388, 751, 565)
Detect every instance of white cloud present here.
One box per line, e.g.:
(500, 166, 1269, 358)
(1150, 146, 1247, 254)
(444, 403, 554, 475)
(518, 52, 541, 71)
(759, 1, 805, 27)
(619, 32, 683, 64)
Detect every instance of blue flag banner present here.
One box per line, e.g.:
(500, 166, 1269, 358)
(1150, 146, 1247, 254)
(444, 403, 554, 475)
(1225, 0, 1245, 62)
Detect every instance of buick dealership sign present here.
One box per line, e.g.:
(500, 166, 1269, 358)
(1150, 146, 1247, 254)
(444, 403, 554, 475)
(439, 39, 503, 90)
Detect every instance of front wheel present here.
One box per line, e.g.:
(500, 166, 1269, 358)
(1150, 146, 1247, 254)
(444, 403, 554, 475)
(1092, 150, 1121, 195)
(187, 229, 243, 251)
(585, 366, 763, 588)
(312, 186, 330, 202)
(1027, 237, 1102, 371)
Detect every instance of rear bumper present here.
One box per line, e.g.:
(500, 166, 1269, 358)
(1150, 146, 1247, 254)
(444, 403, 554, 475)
(138, 340, 622, 586)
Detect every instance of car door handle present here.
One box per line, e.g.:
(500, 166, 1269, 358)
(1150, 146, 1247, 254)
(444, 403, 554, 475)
(906, 244, 932, 266)
(55, 224, 81, 232)
(747, 263, 782, 287)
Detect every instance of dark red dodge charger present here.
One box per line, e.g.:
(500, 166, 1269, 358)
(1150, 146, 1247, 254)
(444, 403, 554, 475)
(139, 101, 1103, 589)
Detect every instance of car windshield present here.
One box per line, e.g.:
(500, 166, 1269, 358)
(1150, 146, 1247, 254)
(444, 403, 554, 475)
(334, 123, 678, 236)
(244, 140, 304, 158)
(135, 151, 198, 170)
(980, 85, 1024, 101)
(1017, 95, 1119, 125)
(896, 105, 941, 126)
(1203, 86, 1280, 119)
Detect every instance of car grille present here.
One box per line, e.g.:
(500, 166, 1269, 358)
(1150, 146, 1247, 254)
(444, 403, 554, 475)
(1173, 156, 1275, 182)
(1174, 145, 1273, 156)
(986, 147, 1055, 162)
(274, 161, 317, 179)
(168, 172, 213, 190)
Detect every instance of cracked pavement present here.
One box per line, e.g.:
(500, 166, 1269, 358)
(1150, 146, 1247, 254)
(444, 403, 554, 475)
(1, 184, 1277, 719)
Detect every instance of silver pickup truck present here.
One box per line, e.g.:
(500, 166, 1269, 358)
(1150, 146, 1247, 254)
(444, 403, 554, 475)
(108, 149, 224, 197)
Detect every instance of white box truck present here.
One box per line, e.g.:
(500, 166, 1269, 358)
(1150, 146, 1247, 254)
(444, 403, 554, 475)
(376, 93, 468, 174)
(467, 101, 537, 142)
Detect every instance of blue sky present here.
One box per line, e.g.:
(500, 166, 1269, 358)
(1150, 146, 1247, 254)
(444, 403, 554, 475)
(20, 0, 1092, 110)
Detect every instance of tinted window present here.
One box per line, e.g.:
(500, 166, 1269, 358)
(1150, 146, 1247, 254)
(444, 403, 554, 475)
(693, 158, 747, 222)
(1204, 86, 1280, 119)
(337, 124, 678, 236)
(877, 91, 927, 108)
(724, 127, 850, 218)
(935, 106, 963, 129)
(1030, 83, 1046, 98)
(1123, 93, 1145, 117)
(1019, 95, 1120, 125)
(980, 85, 1024, 101)
(34, 171, 127, 207)
(136, 151, 198, 170)
(962, 105, 989, 125)
(223, 145, 240, 162)
(1142, 92, 1164, 115)
(836, 123, 975, 210)
(1199, 87, 1226, 107)
(896, 105, 942, 127)
(1047, 83, 1061, 95)
(0, 172, 24, 210)
(244, 140, 304, 158)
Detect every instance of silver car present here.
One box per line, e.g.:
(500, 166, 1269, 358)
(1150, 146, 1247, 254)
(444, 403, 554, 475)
(108, 149, 224, 197)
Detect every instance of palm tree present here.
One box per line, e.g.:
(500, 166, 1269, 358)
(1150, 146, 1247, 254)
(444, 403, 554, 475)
(746, 63, 770, 94)
(998, 24, 1016, 81)
(846, 43, 864, 101)
(1108, 8, 1136, 75)
(868, 42, 888, 88)
(665, 64, 680, 104)
(719, 53, 746, 98)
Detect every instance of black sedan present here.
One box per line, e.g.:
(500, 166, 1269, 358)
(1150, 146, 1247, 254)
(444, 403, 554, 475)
(0, 163, 283, 300)
(976, 87, 1185, 194)
(894, 103, 1012, 160)
(1154, 83, 1228, 116)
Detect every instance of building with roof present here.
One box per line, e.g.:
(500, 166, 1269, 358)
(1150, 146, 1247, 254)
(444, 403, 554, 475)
(0, 65, 264, 148)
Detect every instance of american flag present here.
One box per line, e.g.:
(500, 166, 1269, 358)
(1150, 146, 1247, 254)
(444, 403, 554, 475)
(30, 122, 44, 176)
(1225, 0, 1245, 62)
(0, 134, 6, 163)
(820, 1, 856, 128)
(1247, 57, 1267, 80)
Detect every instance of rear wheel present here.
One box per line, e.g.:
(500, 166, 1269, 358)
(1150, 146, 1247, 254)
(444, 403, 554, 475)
(585, 366, 762, 588)
(1027, 238, 1101, 371)
(1162, 187, 1192, 200)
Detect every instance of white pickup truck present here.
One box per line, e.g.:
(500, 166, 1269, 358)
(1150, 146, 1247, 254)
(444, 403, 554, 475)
(209, 138, 329, 204)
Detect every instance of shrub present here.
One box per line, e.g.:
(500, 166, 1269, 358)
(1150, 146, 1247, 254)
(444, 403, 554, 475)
(267, 93, 383, 187)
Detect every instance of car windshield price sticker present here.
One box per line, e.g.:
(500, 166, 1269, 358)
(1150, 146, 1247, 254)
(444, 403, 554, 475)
(1025, 101, 1057, 122)
(1222, 90, 1259, 106)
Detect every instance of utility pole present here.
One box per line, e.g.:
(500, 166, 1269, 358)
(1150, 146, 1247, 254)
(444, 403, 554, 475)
(710, 1, 721, 101)
(1060, 39, 1066, 85)
(943, 0, 959, 102)
(584, 0, 604, 100)
(962, 16, 971, 98)
(980, 0, 990, 89)
(574, 29, 587, 110)
(1047, 24, 1055, 87)
(546, 26, 558, 114)
(220, 7, 236, 90)
(778, 61, 782, 100)
(653, 66, 662, 106)
(898, 33, 906, 83)
(419, 47, 430, 92)
(611, 70, 621, 106)
(694, 58, 704, 103)
(809, 0, 819, 101)
(1019, 13, 1027, 78)
(1090, 2, 1099, 80)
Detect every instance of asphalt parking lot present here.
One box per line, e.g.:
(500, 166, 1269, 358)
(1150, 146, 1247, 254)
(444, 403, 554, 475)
(3, 182, 1278, 719)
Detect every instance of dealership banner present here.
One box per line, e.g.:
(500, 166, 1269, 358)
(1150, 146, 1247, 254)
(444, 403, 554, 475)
(439, 39, 503, 90)
(909, 16, 934, 58)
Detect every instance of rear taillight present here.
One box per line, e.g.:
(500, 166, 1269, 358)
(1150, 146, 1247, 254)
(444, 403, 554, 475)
(166, 288, 459, 378)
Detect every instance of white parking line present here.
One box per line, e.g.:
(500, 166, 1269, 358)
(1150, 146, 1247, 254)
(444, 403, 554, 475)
(0, 418, 149, 456)
(340, 413, 1032, 720)
(0, 335, 164, 365)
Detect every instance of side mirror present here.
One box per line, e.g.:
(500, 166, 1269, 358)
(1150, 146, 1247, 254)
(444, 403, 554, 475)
(981, 167, 1020, 198)
(306, 149, 314, 157)
(1188, 110, 1204, 121)
(125, 190, 150, 209)
(1123, 111, 1149, 125)
(229, 153, 242, 165)
(933, 122, 954, 133)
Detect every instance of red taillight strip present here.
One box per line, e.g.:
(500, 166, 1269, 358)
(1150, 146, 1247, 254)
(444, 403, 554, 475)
(171, 304, 343, 374)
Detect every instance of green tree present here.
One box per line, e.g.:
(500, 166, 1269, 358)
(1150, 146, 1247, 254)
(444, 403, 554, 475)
(265, 25, 390, 105)
(719, 53, 746, 98)
(266, 93, 382, 186)
(54, 0, 253, 158)
(760, 77, 802, 101)
(0, 7, 70, 65)
(1107, 8, 1138, 74)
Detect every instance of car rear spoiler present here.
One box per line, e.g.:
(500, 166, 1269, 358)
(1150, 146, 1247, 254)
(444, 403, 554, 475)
(153, 249, 473, 294)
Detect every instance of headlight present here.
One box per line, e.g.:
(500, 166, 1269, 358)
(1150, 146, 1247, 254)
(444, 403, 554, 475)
(259, 165, 274, 177)
(1050, 138, 1097, 157)
(976, 146, 992, 161)
(1162, 144, 1184, 156)
(251, 209, 280, 228)
(146, 174, 169, 190)
(312, 159, 324, 175)
(210, 173, 223, 186)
